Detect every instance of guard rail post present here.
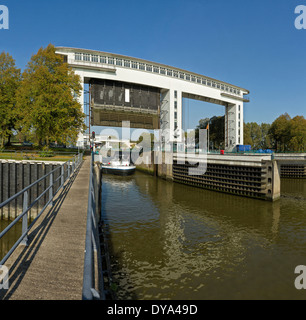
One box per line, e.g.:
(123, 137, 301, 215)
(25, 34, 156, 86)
(21, 191, 28, 246)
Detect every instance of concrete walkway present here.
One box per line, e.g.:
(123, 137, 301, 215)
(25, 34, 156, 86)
(1, 157, 90, 300)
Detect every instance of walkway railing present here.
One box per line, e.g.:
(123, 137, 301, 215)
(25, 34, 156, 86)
(0, 153, 83, 266)
(82, 153, 105, 300)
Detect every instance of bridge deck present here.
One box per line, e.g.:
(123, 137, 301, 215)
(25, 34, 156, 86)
(1, 157, 90, 300)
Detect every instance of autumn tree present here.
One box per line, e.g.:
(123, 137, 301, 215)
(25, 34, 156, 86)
(16, 44, 85, 147)
(0, 52, 21, 147)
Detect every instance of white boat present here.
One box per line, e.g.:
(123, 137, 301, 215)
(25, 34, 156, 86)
(101, 159, 136, 176)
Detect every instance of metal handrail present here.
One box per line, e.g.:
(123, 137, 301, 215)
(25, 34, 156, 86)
(82, 152, 105, 300)
(0, 153, 83, 266)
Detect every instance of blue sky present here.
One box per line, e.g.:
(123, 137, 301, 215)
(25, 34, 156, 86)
(1, 0, 306, 130)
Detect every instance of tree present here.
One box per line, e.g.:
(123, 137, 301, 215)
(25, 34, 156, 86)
(289, 116, 306, 151)
(0, 52, 21, 147)
(209, 116, 225, 149)
(243, 123, 253, 146)
(269, 113, 292, 151)
(195, 116, 224, 149)
(244, 122, 272, 150)
(16, 44, 86, 147)
(260, 123, 272, 149)
(244, 122, 261, 149)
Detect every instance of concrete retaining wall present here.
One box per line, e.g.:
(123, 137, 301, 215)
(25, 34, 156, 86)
(135, 152, 281, 201)
(274, 154, 306, 179)
(173, 153, 280, 201)
(280, 164, 306, 179)
(135, 151, 173, 180)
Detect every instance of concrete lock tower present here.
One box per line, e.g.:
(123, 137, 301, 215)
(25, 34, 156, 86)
(55, 47, 249, 150)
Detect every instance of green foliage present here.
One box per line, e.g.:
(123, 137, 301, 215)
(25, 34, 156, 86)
(16, 44, 86, 147)
(196, 112, 305, 152)
(243, 122, 272, 149)
(195, 116, 225, 149)
(0, 52, 21, 147)
(244, 114, 306, 152)
(268, 113, 291, 151)
(288, 116, 306, 151)
(39, 146, 55, 158)
(269, 113, 306, 152)
(110, 282, 118, 293)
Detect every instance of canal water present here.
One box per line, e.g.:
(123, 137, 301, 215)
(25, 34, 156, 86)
(102, 172, 306, 300)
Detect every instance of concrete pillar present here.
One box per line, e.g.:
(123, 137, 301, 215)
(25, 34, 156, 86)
(160, 88, 183, 146)
(165, 152, 173, 180)
(238, 103, 244, 145)
(75, 74, 85, 148)
(177, 90, 183, 142)
(265, 160, 281, 201)
(160, 89, 170, 148)
(225, 103, 243, 151)
(156, 151, 173, 181)
(225, 104, 237, 150)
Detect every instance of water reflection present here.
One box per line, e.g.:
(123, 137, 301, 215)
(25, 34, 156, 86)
(101, 174, 306, 299)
